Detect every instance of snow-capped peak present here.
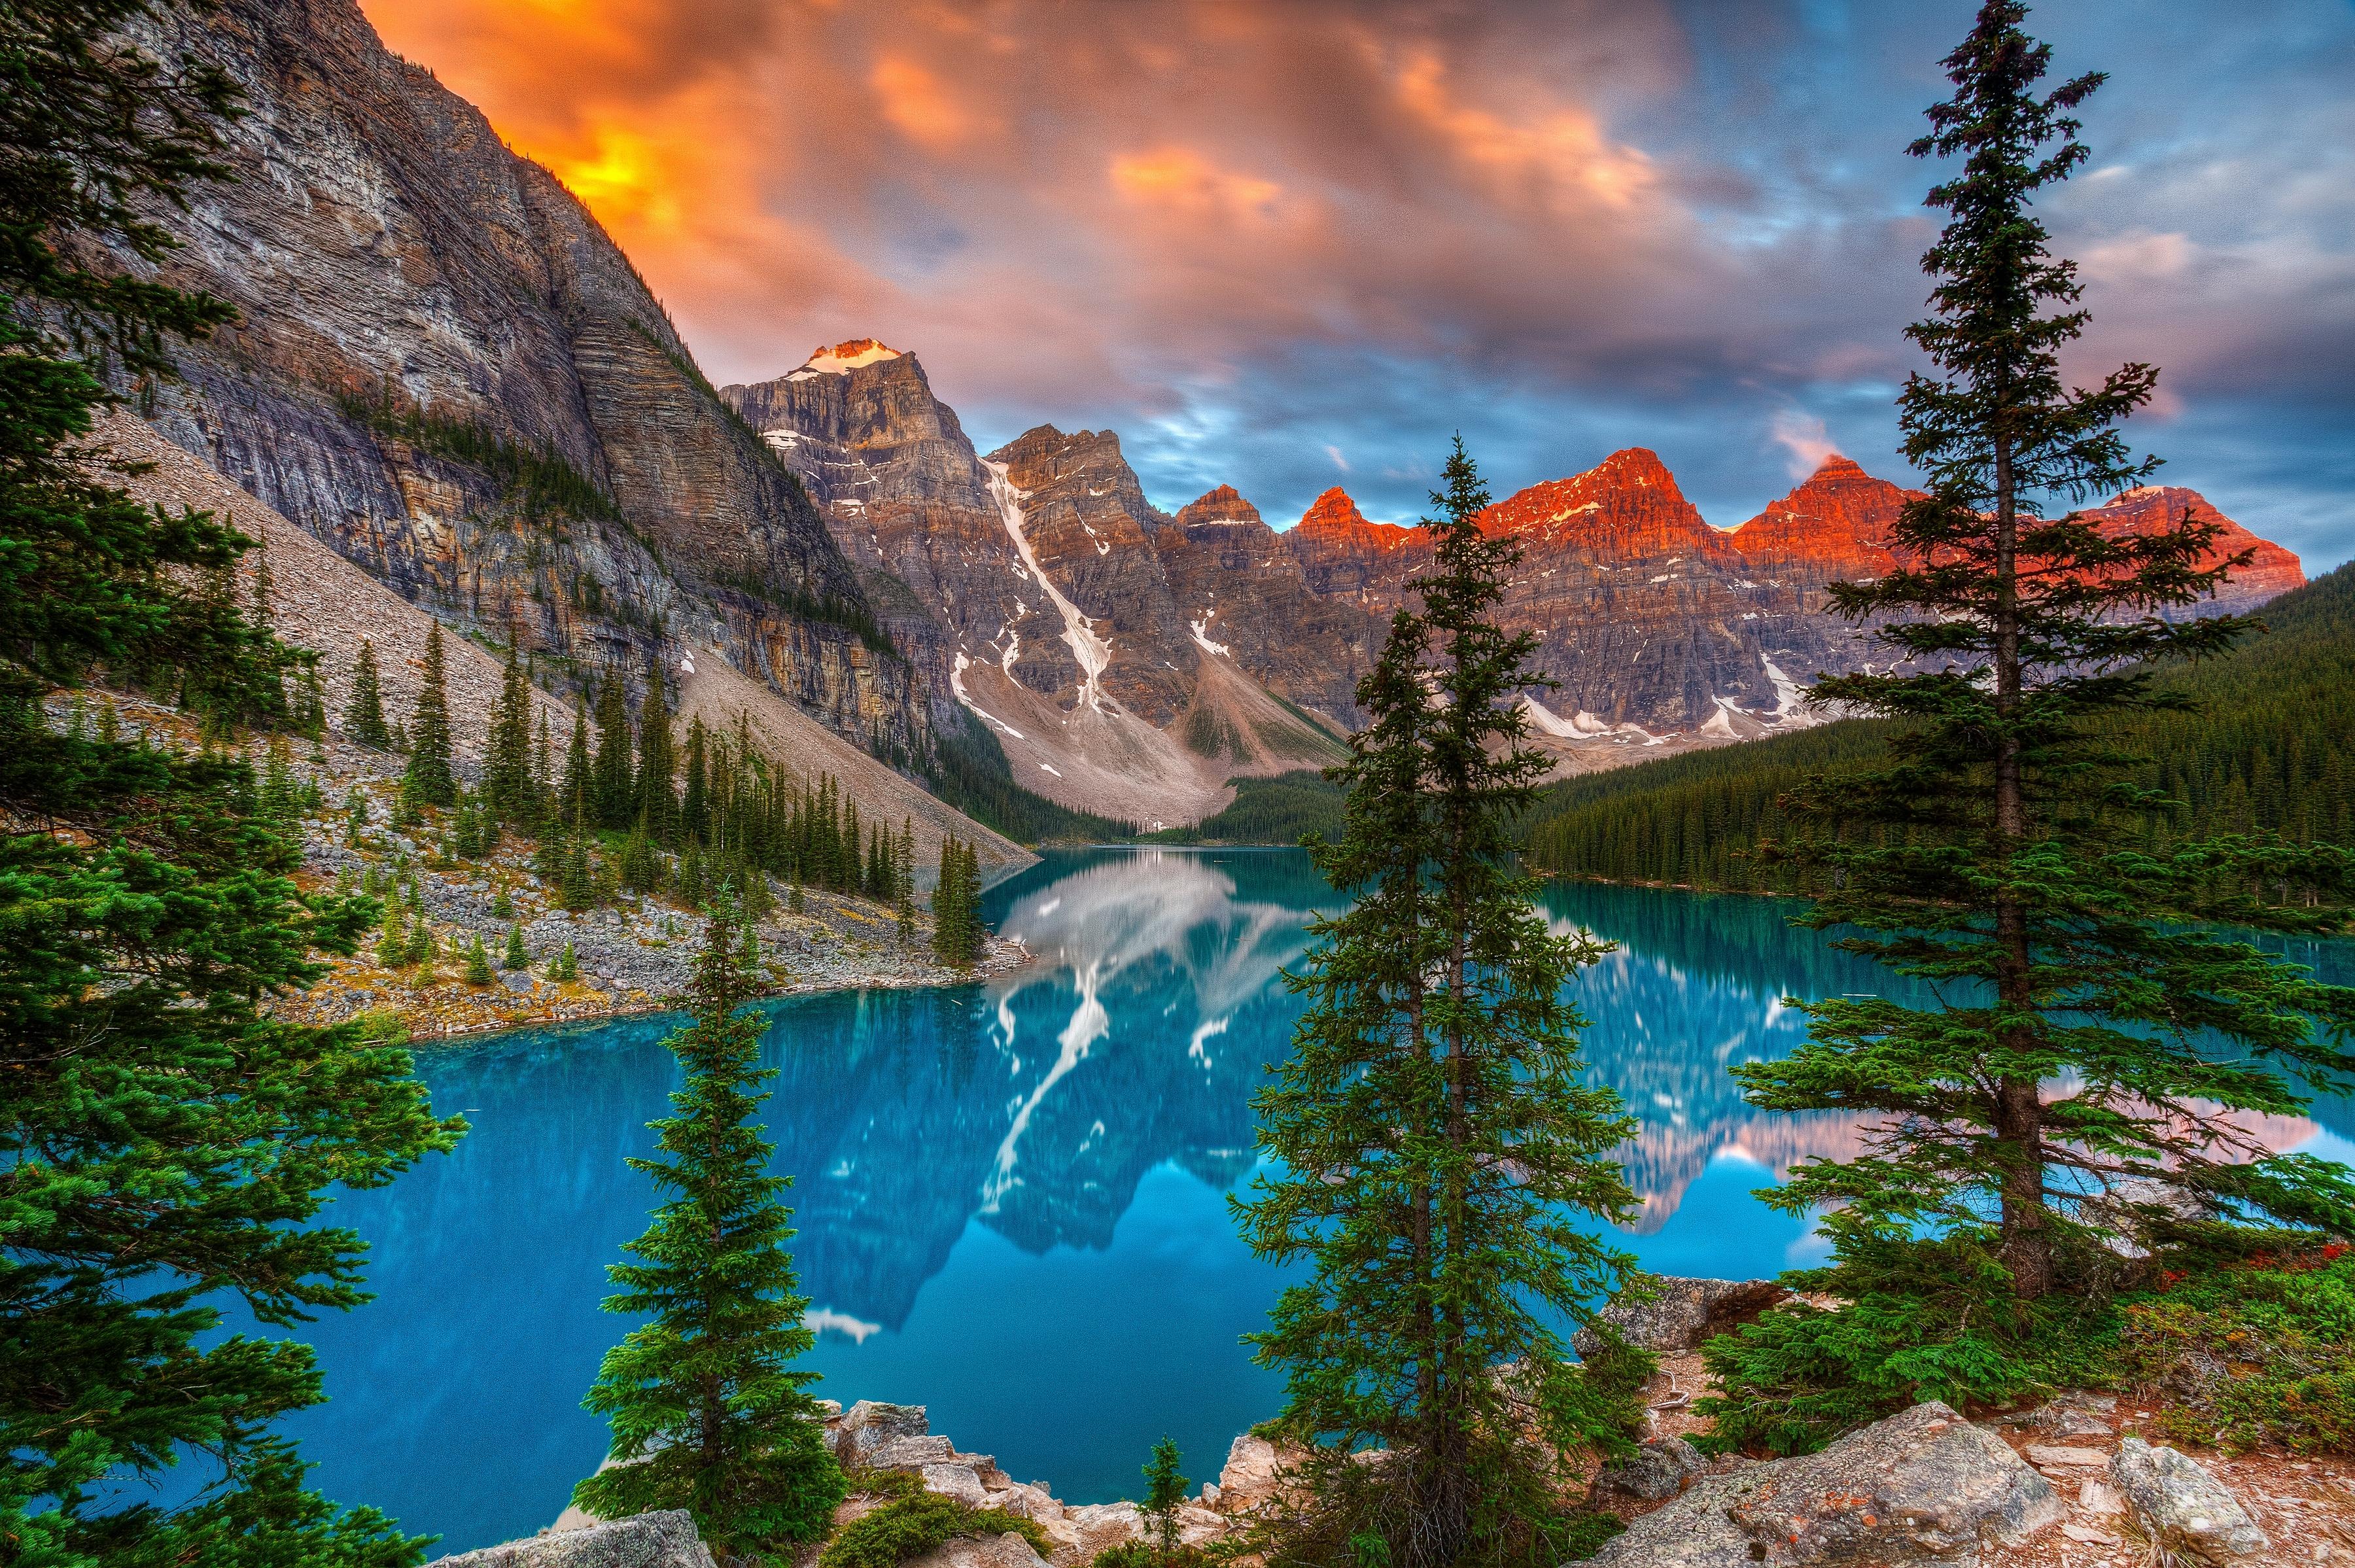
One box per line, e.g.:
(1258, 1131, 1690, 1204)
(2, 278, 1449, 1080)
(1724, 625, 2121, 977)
(799, 338, 903, 375)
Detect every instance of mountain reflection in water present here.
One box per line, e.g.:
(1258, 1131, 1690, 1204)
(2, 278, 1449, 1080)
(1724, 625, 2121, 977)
(281, 848, 2352, 1556)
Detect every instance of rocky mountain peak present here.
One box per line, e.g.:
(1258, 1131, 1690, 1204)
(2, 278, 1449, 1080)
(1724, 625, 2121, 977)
(2084, 485, 2305, 616)
(1478, 447, 1729, 561)
(1730, 457, 1911, 575)
(1174, 484, 1264, 528)
(1293, 487, 1413, 546)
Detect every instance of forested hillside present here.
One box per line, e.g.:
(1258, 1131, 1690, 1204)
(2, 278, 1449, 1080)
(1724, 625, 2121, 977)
(1522, 561, 2355, 890)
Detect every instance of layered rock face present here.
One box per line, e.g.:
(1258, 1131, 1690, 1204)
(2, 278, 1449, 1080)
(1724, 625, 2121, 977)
(722, 353, 1353, 824)
(1151, 484, 1384, 723)
(121, 0, 917, 751)
(985, 427, 1200, 725)
(2085, 485, 2308, 618)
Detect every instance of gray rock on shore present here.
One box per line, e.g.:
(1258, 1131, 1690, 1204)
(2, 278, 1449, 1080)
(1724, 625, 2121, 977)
(1573, 1276, 1788, 1359)
(425, 1510, 714, 1568)
(1590, 1401, 2062, 1567)
(1588, 1437, 1707, 1506)
(2110, 1438, 2268, 1562)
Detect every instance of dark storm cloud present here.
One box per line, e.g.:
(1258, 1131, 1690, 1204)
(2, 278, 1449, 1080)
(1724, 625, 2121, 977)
(364, 0, 2354, 563)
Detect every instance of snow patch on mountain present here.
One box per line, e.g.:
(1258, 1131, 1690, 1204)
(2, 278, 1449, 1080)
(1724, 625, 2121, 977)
(983, 458, 1112, 711)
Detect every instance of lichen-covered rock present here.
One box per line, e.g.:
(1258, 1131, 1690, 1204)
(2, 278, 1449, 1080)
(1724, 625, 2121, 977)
(1589, 1401, 2060, 1567)
(1572, 1276, 1788, 1358)
(2110, 1438, 2268, 1562)
(1211, 1434, 1287, 1514)
(838, 1400, 931, 1465)
(425, 1510, 713, 1568)
(1588, 1437, 1707, 1505)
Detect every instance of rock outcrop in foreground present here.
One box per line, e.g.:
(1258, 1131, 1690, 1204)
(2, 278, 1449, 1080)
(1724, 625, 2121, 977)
(428, 1510, 713, 1567)
(1592, 1401, 2061, 1566)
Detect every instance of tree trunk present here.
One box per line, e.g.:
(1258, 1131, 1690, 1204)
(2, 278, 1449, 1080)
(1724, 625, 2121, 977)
(1991, 436, 2050, 1299)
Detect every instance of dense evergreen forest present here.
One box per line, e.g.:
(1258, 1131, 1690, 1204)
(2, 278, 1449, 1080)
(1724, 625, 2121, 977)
(1141, 769, 1346, 845)
(1522, 559, 2355, 890)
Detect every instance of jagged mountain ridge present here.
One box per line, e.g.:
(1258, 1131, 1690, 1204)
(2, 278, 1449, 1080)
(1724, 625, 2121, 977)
(725, 351, 1357, 828)
(727, 338, 2305, 811)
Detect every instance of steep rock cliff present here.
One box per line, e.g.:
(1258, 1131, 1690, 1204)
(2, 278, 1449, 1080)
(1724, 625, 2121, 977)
(1153, 485, 1382, 725)
(122, 0, 917, 750)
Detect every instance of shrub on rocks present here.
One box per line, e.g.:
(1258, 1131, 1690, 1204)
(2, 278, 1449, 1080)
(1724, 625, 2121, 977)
(818, 1493, 1051, 1568)
(2115, 1238, 2355, 1454)
(1696, 1232, 2120, 1456)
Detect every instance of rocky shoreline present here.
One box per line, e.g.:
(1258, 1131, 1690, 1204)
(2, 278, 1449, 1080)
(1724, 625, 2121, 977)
(430, 1275, 2348, 1568)
(63, 694, 1032, 1046)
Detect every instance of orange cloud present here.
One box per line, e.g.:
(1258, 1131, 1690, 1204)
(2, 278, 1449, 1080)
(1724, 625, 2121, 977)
(871, 54, 988, 150)
(1111, 148, 1285, 220)
(1390, 48, 1654, 211)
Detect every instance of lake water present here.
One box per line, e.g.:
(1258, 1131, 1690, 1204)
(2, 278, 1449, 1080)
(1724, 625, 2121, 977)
(272, 847, 2355, 1556)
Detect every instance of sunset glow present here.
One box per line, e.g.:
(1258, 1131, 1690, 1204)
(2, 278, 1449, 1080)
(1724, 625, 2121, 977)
(360, 0, 2355, 563)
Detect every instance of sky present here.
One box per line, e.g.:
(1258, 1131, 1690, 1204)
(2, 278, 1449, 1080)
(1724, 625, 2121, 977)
(360, 0, 2354, 566)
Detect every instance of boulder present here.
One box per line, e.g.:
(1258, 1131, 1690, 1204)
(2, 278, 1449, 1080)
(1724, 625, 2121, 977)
(2110, 1438, 2268, 1563)
(985, 1482, 1064, 1522)
(920, 1461, 990, 1507)
(1588, 1437, 1707, 1505)
(838, 1401, 930, 1465)
(1212, 1434, 1286, 1514)
(898, 1531, 1051, 1568)
(1589, 1402, 2061, 1567)
(1062, 1501, 1145, 1561)
(425, 1510, 714, 1568)
(1573, 1276, 1787, 1358)
(867, 1436, 957, 1470)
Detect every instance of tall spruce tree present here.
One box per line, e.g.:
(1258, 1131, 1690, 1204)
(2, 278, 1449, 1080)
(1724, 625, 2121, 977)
(591, 666, 635, 828)
(1723, 0, 2355, 1346)
(572, 894, 844, 1556)
(558, 703, 592, 820)
(1, 4, 461, 1562)
(1235, 440, 1641, 1568)
(400, 622, 455, 810)
(636, 656, 677, 844)
(483, 642, 534, 826)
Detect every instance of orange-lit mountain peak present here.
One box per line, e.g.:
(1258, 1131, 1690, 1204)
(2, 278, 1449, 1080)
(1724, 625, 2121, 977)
(1174, 483, 1265, 528)
(1478, 448, 1726, 558)
(799, 338, 904, 374)
(1294, 486, 1416, 547)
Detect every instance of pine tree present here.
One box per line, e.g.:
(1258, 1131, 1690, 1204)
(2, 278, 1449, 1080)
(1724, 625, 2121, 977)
(591, 667, 635, 829)
(636, 657, 677, 844)
(932, 836, 983, 967)
(504, 924, 529, 971)
(571, 898, 844, 1554)
(1142, 1438, 1188, 1567)
(1729, 0, 2355, 1318)
(1235, 440, 1641, 1568)
(559, 704, 591, 822)
(485, 642, 535, 826)
(682, 715, 710, 845)
(248, 531, 273, 632)
(345, 638, 391, 748)
(550, 941, 580, 982)
(462, 932, 493, 986)
(401, 622, 456, 810)
(1, 7, 463, 1562)
(896, 819, 916, 945)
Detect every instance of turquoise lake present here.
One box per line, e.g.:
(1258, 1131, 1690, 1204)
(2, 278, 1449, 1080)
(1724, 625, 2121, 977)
(273, 847, 2355, 1556)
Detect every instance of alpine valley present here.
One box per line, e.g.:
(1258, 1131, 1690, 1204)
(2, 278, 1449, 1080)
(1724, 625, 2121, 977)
(115, 0, 2303, 835)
